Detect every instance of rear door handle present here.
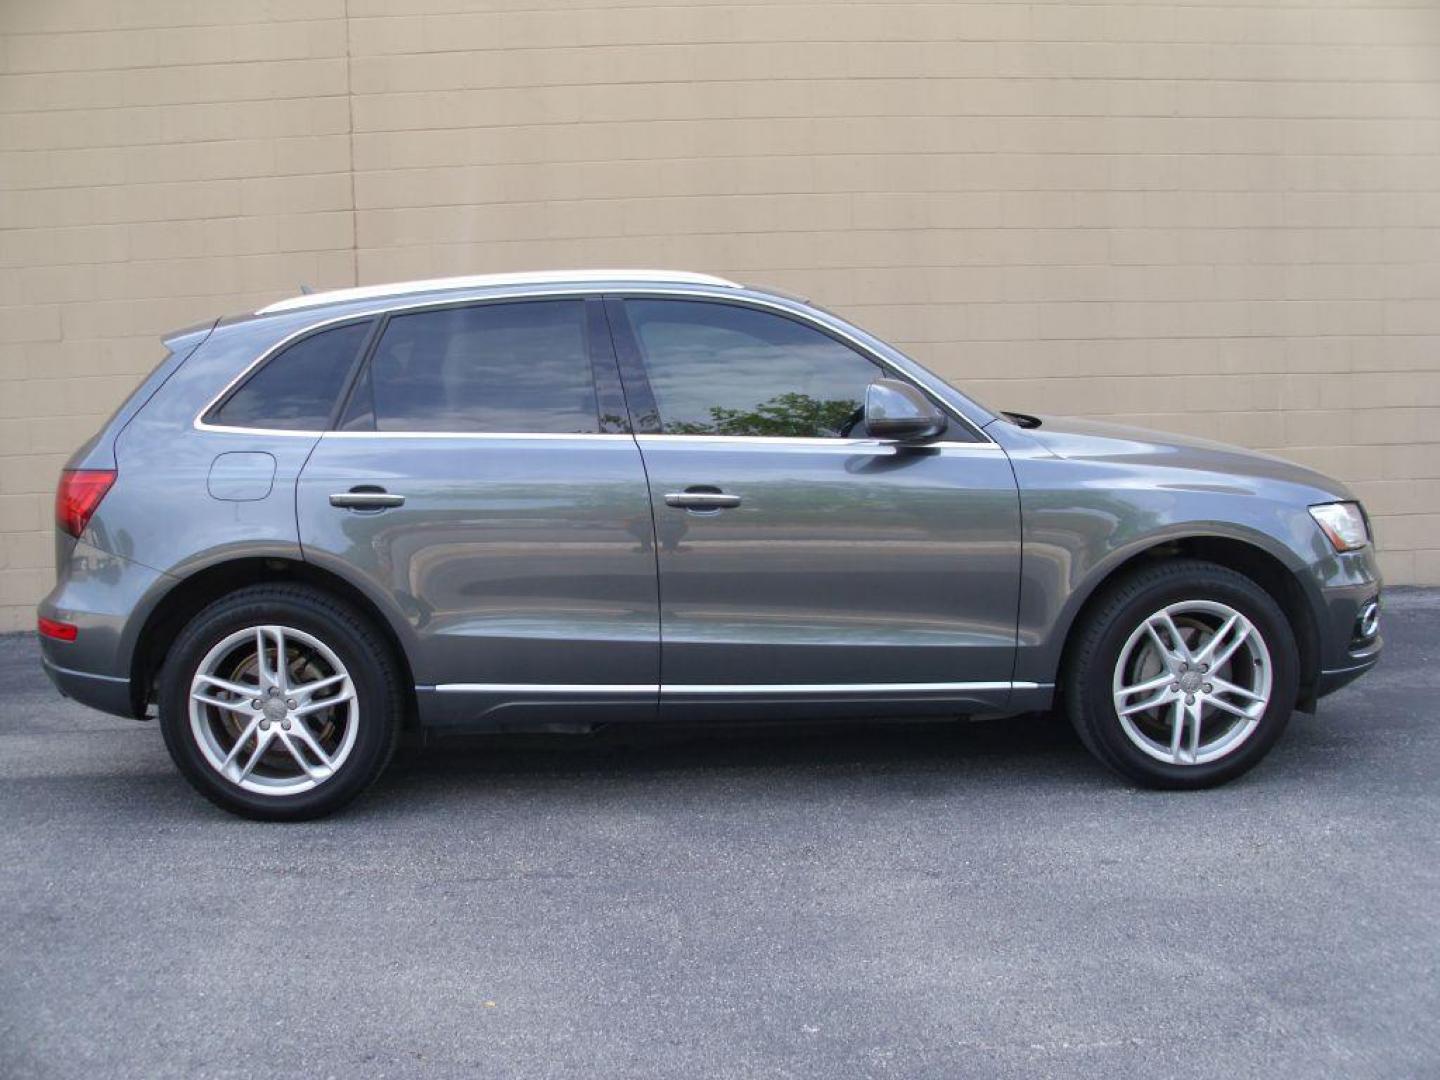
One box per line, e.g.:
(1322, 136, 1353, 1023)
(330, 487, 405, 510)
(664, 490, 742, 510)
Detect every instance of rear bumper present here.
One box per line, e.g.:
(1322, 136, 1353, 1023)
(41, 653, 135, 718)
(38, 539, 171, 720)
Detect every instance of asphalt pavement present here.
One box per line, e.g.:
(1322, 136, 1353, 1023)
(2, 592, 1437, 1079)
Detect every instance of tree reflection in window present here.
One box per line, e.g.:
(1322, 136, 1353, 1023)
(667, 392, 860, 438)
(626, 299, 881, 440)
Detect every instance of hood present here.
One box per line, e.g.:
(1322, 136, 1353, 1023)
(1007, 414, 1355, 502)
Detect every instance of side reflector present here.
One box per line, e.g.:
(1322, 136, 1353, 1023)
(38, 617, 78, 642)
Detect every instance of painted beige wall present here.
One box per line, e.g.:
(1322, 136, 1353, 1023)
(2, 0, 1438, 630)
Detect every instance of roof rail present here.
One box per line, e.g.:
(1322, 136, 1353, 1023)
(256, 269, 742, 315)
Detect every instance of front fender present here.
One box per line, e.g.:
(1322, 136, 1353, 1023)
(992, 423, 1345, 688)
(1014, 517, 1326, 687)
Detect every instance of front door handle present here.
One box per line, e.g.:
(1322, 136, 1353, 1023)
(330, 486, 405, 510)
(664, 489, 742, 510)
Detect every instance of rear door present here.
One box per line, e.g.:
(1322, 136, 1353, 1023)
(296, 296, 659, 727)
(607, 296, 1021, 717)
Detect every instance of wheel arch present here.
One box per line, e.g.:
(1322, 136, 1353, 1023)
(128, 556, 419, 725)
(1050, 533, 1323, 713)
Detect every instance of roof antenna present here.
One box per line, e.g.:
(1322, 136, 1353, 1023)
(299, 283, 314, 295)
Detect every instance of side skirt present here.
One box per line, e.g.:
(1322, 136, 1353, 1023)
(415, 681, 1055, 732)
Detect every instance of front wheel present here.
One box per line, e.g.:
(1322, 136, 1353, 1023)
(157, 585, 403, 820)
(1064, 560, 1300, 789)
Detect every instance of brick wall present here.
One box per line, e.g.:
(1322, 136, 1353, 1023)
(2, 0, 1438, 629)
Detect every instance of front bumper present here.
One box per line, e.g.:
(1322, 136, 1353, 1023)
(1306, 548, 1383, 707)
(1315, 653, 1381, 699)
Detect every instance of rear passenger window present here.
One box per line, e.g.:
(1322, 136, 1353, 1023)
(341, 300, 598, 434)
(210, 321, 369, 431)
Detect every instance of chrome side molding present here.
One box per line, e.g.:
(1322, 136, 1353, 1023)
(430, 681, 1045, 695)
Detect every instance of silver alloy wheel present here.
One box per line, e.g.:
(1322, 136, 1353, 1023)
(1111, 599, 1273, 766)
(188, 624, 359, 796)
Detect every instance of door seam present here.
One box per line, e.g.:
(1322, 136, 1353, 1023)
(598, 298, 665, 701)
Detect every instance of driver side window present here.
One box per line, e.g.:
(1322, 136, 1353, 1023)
(625, 299, 882, 438)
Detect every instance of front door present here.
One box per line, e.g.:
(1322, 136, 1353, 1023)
(607, 297, 1021, 717)
(297, 296, 658, 726)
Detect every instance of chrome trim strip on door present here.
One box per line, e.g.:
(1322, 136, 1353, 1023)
(431, 681, 1041, 694)
(433, 684, 660, 694)
(663, 681, 1037, 694)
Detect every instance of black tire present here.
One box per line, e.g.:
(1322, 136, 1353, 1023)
(158, 585, 403, 820)
(1064, 559, 1299, 790)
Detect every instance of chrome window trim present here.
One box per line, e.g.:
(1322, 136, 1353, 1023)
(198, 422, 338, 438)
(634, 434, 1002, 452)
(195, 311, 380, 437)
(198, 428, 1001, 447)
(194, 287, 995, 444)
(324, 431, 637, 441)
(431, 681, 1040, 694)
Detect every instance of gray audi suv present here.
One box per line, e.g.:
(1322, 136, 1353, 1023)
(38, 270, 1383, 819)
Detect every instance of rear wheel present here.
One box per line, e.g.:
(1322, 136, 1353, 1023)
(1064, 560, 1299, 789)
(158, 585, 402, 820)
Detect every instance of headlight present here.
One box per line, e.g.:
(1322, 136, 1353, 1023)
(1309, 502, 1369, 552)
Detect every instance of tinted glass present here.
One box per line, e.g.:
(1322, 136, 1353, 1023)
(348, 301, 597, 433)
(626, 300, 881, 438)
(212, 321, 369, 431)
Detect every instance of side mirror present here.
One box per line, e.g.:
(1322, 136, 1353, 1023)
(864, 379, 946, 442)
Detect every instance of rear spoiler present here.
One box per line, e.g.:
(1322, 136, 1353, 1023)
(163, 316, 219, 350)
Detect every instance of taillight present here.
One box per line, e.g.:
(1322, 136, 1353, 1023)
(55, 469, 116, 538)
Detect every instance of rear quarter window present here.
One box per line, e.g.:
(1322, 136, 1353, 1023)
(208, 320, 371, 432)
